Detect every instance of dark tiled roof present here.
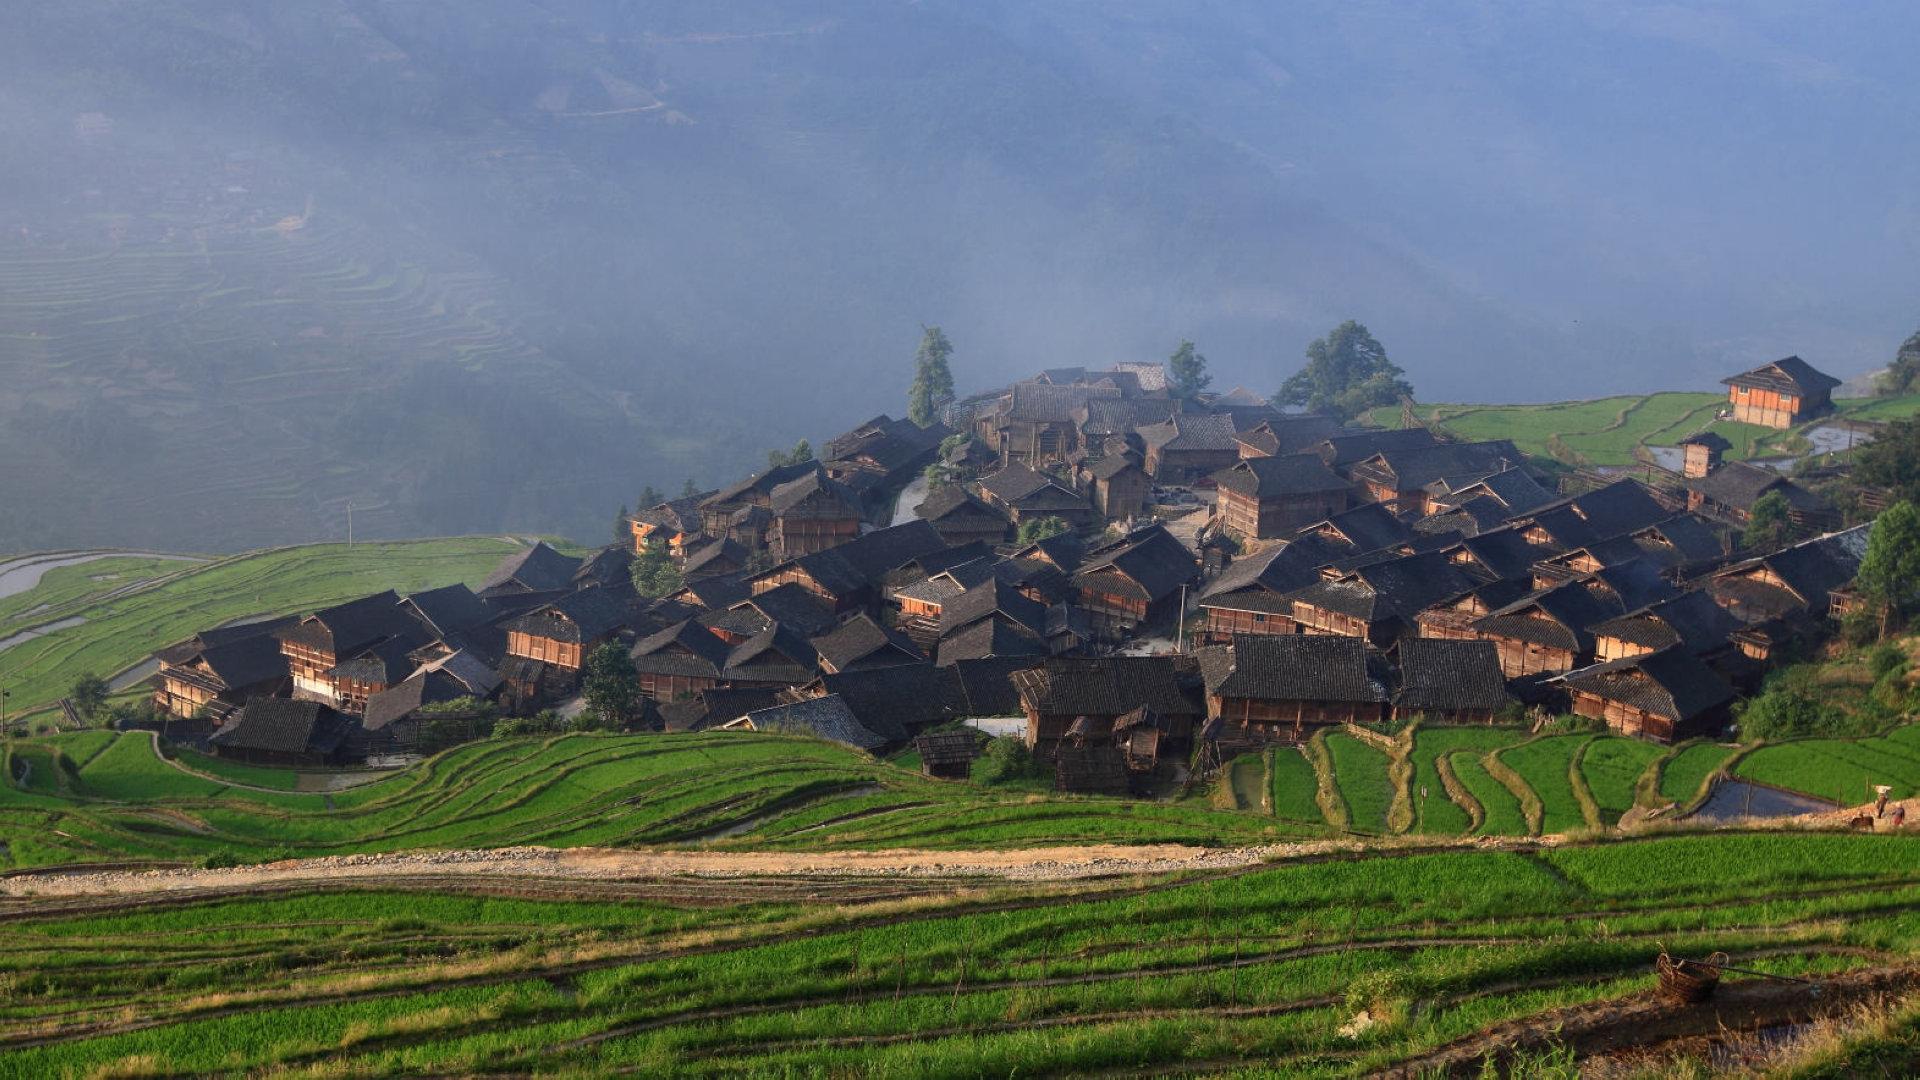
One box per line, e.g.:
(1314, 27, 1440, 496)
(769, 469, 863, 517)
(1443, 468, 1556, 514)
(703, 460, 821, 510)
(1709, 525, 1869, 614)
(659, 687, 784, 732)
(482, 542, 583, 594)
(276, 590, 416, 656)
(1689, 462, 1830, 513)
(501, 586, 633, 644)
(192, 635, 291, 690)
(934, 615, 1051, 665)
(1287, 551, 1474, 623)
(1213, 454, 1350, 499)
(1590, 589, 1742, 654)
(728, 583, 838, 637)
(1313, 502, 1413, 555)
(1721, 356, 1842, 395)
(940, 578, 1048, 637)
(633, 493, 711, 534)
(1678, 431, 1733, 452)
(1351, 441, 1521, 492)
(1078, 397, 1179, 437)
(1636, 515, 1726, 565)
(722, 622, 820, 683)
(949, 657, 1036, 715)
(363, 668, 474, 731)
(1582, 561, 1679, 612)
(401, 584, 494, 638)
(1198, 535, 1344, 607)
(1013, 533, 1088, 572)
(1197, 634, 1377, 703)
(1071, 525, 1197, 604)
(915, 730, 983, 767)
(915, 486, 1003, 524)
(629, 620, 732, 677)
(730, 695, 887, 750)
(807, 665, 971, 739)
(1560, 648, 1735, 723)
(1089, 453, 1146, 481)
(328, 637, 419, 685)
(684, 538, 748, 578)
(1139, 412, 1240, 452)
(812, 614, 924, 671)
(211, 699, 349, 756)
(1393, 639, 1510, 713)
(1317, 428, 1439, 469)
(1472, 580, 1622, 651)
(574, 546, 635, 587)
(671, 574, 751, 610)
(979, 463, 1068, 504)
(1004, 382, 1110, 423)
(1012, 657, 1202, 717)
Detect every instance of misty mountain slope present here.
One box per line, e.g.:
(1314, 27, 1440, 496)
(0, 2, 1910, 550)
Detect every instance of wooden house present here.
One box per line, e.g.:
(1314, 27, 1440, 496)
(1506, 480, 1675, 553)
(913, 730, 982, 779)
(1722, 356, 1841, 429)
(1414, 579, 1536, 643)
(275, 591, 424, 709)
(657, 686, 785, 733)
(361, 655, 504, 753)
(1686, 461, 1836, 531)
(721, 622, 821, 688)
(398, 584, 496, 642)
(1390, 639, 1511, 724)
(629, 492, 712, 558)
(629, 620, 733, 701)
(1678, 432, 1731, 479)
(1347, 441, 1521, 515)
(788, 664, 974, 744)
(1053, 745, 1133, 795)
(1424, 467, 1556, 520)
(208, 698, 353, 767)
(150, 619, 295, 723)
(683, 538, 749, 579)
(1232, 415, 1345, 460)
(811, 614, 925, 674)
(977, 464, 1094, 529)
(714, 583, 839, 641)
(1085, 453, 1151, 520)
(502, 586, 632, 671)
(327, 638, 422, 717)
(765, 469, 864, 557)
(1469, 581, 1620, 678)
(1196, 537, 1343, 642)
(1560, 648, 1735, 743)
(934, 615, 1053, 665)
(979, 383, 1113, 467)
(1589, 589, 1743, 662)
(1284, 551, 1474, 647)
(1074, 397, 1179, 459)
(748, 520, 950, 615)
(1439, 527, 1543, 584)
(722, 695, 888, 751)
(913, 485, 1011, 548)
(698, 460, 822, 539)
(1197, 634, 1380, 742)
(1011, 656, 1202, 762)
(1138, 413, 1241, 483)
(1304, 502, 1416, 557)
(1212, 454, 1352, 540)
(890, 556, 1017, 648)
(823, 414, 948, 515)
(1706, 524, 1869, 625)
(1314, 428, 1440, 474)
(477, 542, 583, 602)
(1070, 524, 1199, 641)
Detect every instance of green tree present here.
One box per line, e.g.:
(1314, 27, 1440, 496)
(1167, 340, 1211, 403)
(1878, 329, 1920, 396)
(1279, 320, 1413, 422)
(1858, 500, 1920, 629)
(67, 672, 109, 723)
(1856, 416, 1920, 505)
(637, 485, 663, 510)
(629, 541, 684, 598)
(1742, 490, 1798, 551)
(1017, 515, 1071, 544)
(581, 643, 643, 731)
(767, 439, 814, 469)
(907, 325, 956, 427)
(975, 735, 1047, 785)
(613, 504, 630, 546)
(681, 478, 700, 499)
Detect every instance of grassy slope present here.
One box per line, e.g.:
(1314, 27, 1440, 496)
(2, 833, 1915, 1076)
(1268, 746, 1324, 824)
(1496, 736, 1593, 834)
(0, 537, 522, 713)
(1325, 731, 1393, 832)
(0, 731, 1308, 870)
(1578, 738, 1664, 825)
(1362, 390, 1920, 468)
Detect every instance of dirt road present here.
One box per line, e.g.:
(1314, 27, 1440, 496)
(1, 840, 1368, 898)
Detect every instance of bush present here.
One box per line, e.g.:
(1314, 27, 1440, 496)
(494, 711, 569, 738)
(1736, 666, 1870, 740)
(200, 851, 243, 869)
(975, 736, 1047, 785)
(1537, 714, 1604, 736)
(1867, 642, 1910, 682)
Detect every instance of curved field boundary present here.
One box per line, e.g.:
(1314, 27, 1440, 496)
(1432, 751, 1482, 834)
(1566, 739, 1604, 832)
(1482, 748, 1545, 836)
(1304, 732, 1349, 832)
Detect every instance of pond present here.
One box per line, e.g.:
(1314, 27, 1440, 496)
(1688, 779, 1834, 823)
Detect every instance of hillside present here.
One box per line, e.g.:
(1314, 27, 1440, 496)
(4, 3, 1917, 551)
(0, 538, 524, 716)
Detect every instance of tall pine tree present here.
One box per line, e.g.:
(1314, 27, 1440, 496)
(908, 326, 956, 427)
(1279, 320, 1413, 422)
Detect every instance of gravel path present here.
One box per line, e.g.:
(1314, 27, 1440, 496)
(0, 840, 1374, 897)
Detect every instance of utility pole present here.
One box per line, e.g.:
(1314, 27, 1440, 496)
(346, 501, 354, 546)
(1176, 583, 1189, 653)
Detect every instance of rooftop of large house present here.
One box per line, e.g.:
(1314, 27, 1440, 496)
(1558, 647, 1736, 724)
(1197, 634, 1377, 703)
(1688, 461, 1831, 513)
(1722, 356, 1842, 395)
(481, 541, 583, 595)
(1212, 454, 1350, 498)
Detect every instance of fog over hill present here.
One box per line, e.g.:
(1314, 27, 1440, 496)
(1, 1, 1914, 551)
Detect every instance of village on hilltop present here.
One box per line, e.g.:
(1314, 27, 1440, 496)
(143, 351, 1896, 797)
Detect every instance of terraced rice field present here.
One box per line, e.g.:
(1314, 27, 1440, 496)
(1323, 732, 1393, 832)
(1734, 725, 1920, 807)
(0, 732, 1304, 870)
(2, 832, 1916, 1076)
(0, 537, 524, 715)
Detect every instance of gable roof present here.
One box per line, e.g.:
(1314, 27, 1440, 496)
(210, 699, 350, 756)
(1317, 428, 1440, 469)
(684, 538, 748, 578)
(1439, 468, 1556, 514)
(1311, 502, 1414, 555)
(657, 686, 785, 733)
(934, 615, 1052, 666)
(1213, 454, 1350, 499)
(723, 622, 819, 683)
(948, 657, 1036, 715)
(1589, 589, 1743, 654)
(915, 485, 1004, 524)
(276, 590, 418, 657)
(1688, 461, 1830, 513)
(1709, 524, 1868, 613)
(1559, 648, 1735, 723)
(363, 668, 479, 731)
(941, 578, 1049, 637)
(1012, 656, 1202, 717)
(501, 586, 632, 644)
(1198, 535, 1345, 609)
(727, 583, 839, 637)
(702, 459, 821, 510)
(1197, 634, 1377, 703)
(1722, 356, 1842, 396)
(400, 584, 494, 639)
(1351, 441, 1522, 493)
(1678, 431, 1733, 452)
(1002, 382, 1112, 423)
(1287, 551, 1474, 623)
(1138, 412, 1240, 453)
(1089, 453, 1147, 481)
(1071, 525, 1197, 603)
(1635, 514, 1727, 565)
(1472, 580, 1622, 651)
(481, 542, 583, 594)
(628, 619, 732, 677)
(811, 614, 924, 672)
(805, 665, 971, 739)
(632, 493, 711, 535)
(726, 695, 887, 750)
(1393, 639, 1510, 713)
(979, 463, 1076, 504)
(1077, 397, 1179, 437)
(768, 469, 863, 517)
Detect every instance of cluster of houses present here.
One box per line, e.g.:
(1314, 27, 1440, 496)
(145, 355, 1877, 791)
